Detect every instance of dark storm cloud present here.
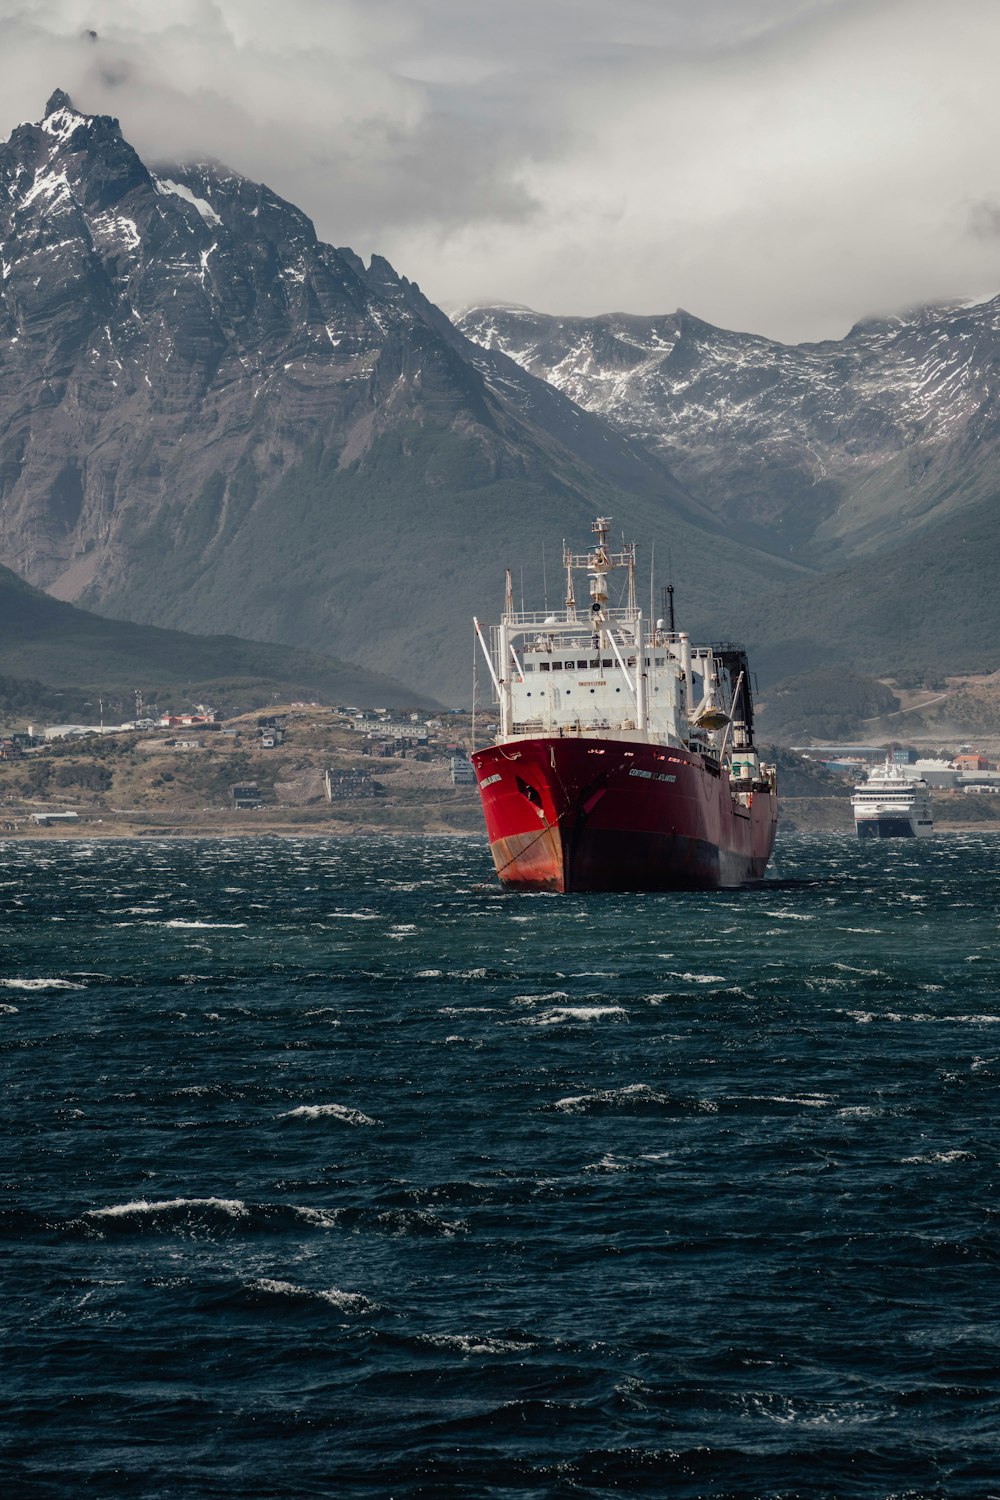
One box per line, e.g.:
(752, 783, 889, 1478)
(0, 0, 998, 340)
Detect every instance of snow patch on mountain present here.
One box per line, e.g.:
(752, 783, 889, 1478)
(154, 177, 222, 227)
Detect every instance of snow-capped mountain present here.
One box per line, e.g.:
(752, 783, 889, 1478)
(3, 90, 995, 697)
(2, 91, 787, 701)
(456, 299, 1000, 563)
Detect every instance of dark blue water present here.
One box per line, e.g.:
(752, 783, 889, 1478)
(3, 833, 1000, 1498)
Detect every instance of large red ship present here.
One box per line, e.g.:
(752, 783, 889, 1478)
(471, 518, 777, 892)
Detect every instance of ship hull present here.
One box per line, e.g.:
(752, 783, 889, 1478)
(472, 736, 777, 892)
(855, 816, 931, 839)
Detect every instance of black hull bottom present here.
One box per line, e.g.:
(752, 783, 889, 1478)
(857, 819, 916, 839)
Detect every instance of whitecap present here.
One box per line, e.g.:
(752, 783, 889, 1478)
(419, 1332, 531, 1354)
(281, 1103, 379, 1125)
(0, 1003, 19, 1014)
(251, 1277, 378, 1313)
(294, 1206, 342, 1228)
(85, 1197, 248, 1218)
(0, 978, 86, 991)
(523, 1005, 626, 1026)
(552, 1083, 663, 1111)
(376, 1208, 467, 1237)
(902, 1150, 975, 1164)
(738, 1093, 833, 1108)
(155, 920, 247, 929)
(663, 972, 726, 985)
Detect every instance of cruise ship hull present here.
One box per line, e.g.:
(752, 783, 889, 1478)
(472, 736, 777, 892)
(855, 816, 930, 838)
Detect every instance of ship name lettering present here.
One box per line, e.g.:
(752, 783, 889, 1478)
(628, 768, 676, 783)
(480, 773, 502, 788)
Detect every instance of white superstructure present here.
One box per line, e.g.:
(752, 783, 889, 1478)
(472, 516, 759, 773)
(851, 759, 933, 838)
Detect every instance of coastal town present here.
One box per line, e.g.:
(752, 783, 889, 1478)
(2, 699, 999, 837)
(0, 703, 487, 837)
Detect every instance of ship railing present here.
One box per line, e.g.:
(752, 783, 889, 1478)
(501, 609, 641, 629)
(510, 719, 624, 736)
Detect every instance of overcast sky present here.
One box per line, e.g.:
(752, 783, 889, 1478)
(1, 0, 998, 341)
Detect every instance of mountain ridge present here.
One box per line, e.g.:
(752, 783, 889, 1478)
(0, 91, 804, 703)
(455, 297, 1000, 566)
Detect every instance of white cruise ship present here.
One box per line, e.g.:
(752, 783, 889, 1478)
(851, 759, 933, 838)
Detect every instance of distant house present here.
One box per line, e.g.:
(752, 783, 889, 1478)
(32, 810, 79, 826)
(41, 725, 93, 741)
(450, 757, 477, 785)
(230, 782, 265, 809)
(325, 768, 380, 801)
(958, 771, 1000, 793)
(159, 713, 218, 730)
(954, 752, 990, 772)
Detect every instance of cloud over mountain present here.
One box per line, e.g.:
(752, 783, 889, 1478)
(1, 1, 999, 340)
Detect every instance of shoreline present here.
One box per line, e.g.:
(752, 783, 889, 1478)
(2, 817, 998, 842)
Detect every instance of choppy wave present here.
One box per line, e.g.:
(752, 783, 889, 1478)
(280, 1103, 380, 1125)
(5, 831, 1000, 1498)
(247, 1278, 382, 1315)
(1, 977, 86, 990)
(85, 1197, 248, 1219)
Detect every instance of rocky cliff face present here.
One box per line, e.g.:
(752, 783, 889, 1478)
(2, 91, 782, 702)
(456, 298, 1000, 564)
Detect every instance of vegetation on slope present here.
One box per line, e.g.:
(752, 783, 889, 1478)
(0, 562, 434, 715)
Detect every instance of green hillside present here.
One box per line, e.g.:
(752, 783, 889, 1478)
(746, 493, 1000, 686)
(0, 563, 433, 719)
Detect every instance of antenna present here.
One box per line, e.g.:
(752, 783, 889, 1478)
(542, 541, 548, 612)
(660, 584, 675, 633)
(649, 541, 655, 631)
(519, 566, 525, 613)
(660, 547, 676, 632)
(471, 624, 477, 752)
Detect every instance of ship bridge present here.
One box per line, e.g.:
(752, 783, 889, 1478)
(474, 518, 747, 756)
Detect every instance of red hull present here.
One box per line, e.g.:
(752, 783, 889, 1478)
(472, 737, 777, 892)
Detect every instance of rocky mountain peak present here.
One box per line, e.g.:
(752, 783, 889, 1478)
(0, 89, 719, 701)
(44, 87, 75, 118)
(457, 291, 1000, 563)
